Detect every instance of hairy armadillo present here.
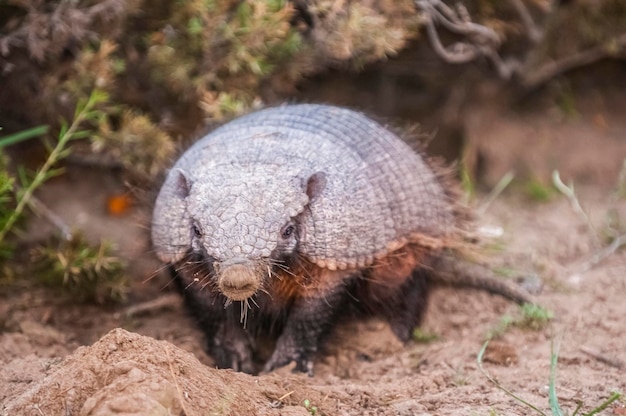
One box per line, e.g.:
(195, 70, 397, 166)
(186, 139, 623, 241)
(152, 104, 531, 375)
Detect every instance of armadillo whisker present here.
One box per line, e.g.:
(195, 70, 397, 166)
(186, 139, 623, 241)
(240, 299, 251, 328)
(272, 262, 295, 277)
(184, 280, 198, 290)
(249, 296, 259, 309)
(143, 263, 172, 283)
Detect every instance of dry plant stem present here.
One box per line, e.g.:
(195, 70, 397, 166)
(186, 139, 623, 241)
(522, 33, 626, 89)
(509, 0, 542, 43)
(122, 293, 182, 318)
(417, 0, 626, 87)
(477, 171, 515, 215)
(580, 345, 625, 369)
(552, 171, 598, 244)
(277, 391, 295, 401)
(576, 232, 626, 274)
(416, 0, 500, 64)
(164, 345, 191, 416)
(26, 195, 73, 241)
(477, 339, 548, 416)
(415, 0, 527, 79)
(0, 92, 100, 243)
(553, 171, 626, 273)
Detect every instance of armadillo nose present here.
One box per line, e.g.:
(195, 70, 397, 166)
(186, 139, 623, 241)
(216, 259, 261, 301)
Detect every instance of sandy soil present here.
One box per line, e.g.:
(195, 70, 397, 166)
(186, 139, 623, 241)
(1, 105, 625, 415)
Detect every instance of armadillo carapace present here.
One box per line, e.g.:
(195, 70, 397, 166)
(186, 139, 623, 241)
(152, 104, 530, 375)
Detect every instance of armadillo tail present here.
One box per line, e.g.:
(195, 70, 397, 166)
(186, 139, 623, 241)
(429, 255, 534, 305)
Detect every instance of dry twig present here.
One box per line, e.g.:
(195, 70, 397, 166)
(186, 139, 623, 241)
(416, 0, 500, 63)
(122, 293, 181, 318)
(580, 345, 624, 369)
(521, 33, 626, 89)
(164, 345, 192, 416)
(27, 195, 73, 241)
(552, 171, 598, 243)
(415, 0, 626, 89)
(415, 0, 526, 79)
(575, 232, 626, 274)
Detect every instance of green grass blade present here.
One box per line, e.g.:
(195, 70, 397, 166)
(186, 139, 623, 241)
(572, 401, 583, 416)
(0, 125, 49, 148)
(0, 89, 105, 243)
(582, 392, 623, 416)
(549, 340, 564, 416)
(478, 171, 515, 214)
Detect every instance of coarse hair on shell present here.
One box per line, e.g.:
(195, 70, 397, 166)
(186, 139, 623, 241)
(152, 104, 470, 272)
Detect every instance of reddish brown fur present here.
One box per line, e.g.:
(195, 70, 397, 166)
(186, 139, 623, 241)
(264, 242, 434, 310)
(368, 243, 431, 288)
(266, 259, 353, 304)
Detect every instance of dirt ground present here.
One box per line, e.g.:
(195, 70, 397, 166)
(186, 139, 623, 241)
(1, 98, 626, 415)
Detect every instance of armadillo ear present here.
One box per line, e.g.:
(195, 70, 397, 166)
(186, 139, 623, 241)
(152, 168, 193, 264)
(174, 169, 191, 198)
(306, 171, 327, 202)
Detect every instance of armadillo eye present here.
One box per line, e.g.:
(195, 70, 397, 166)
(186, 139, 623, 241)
(192, 224, 203, 238)
(281, 224, 295, 239)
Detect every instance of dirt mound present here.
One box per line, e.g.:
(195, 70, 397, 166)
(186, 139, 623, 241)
(2, 328, 311, 415)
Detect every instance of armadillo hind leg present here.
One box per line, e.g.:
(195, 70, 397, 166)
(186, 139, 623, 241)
(430, 255, 534, 305)
(263, 283, 349, 376)
(383, 268, 431, 342)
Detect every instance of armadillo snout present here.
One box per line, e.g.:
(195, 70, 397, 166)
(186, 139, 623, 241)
(215, 259, 262, 301)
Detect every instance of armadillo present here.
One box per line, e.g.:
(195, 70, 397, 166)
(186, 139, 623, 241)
(152, 104, 531, 375)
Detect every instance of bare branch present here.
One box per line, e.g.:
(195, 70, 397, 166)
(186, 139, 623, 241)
(580, 345, 625, 369)
(552, 171, 599, 242)
(510, 0, 542, 43)
(521, 34, 626, 89)
(27, 195, 73, 241)
(421, 11, 481, 64)
(121, 293, 182, 318)
(575, 232, 626, 275)
(415, 0, 520, 79)
(416, 0, 626, 88)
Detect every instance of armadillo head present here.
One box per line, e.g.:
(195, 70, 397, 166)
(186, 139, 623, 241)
(152, 162, 325, 301)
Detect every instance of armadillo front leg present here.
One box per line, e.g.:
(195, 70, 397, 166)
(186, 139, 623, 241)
(209, 306, 256, 372)
(263, 283, 348, 376)
(172, 260, 255, 373)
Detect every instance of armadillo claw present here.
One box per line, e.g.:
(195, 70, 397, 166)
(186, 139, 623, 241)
(210, 333, 255, 374)
(263, 348, 315, 377)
